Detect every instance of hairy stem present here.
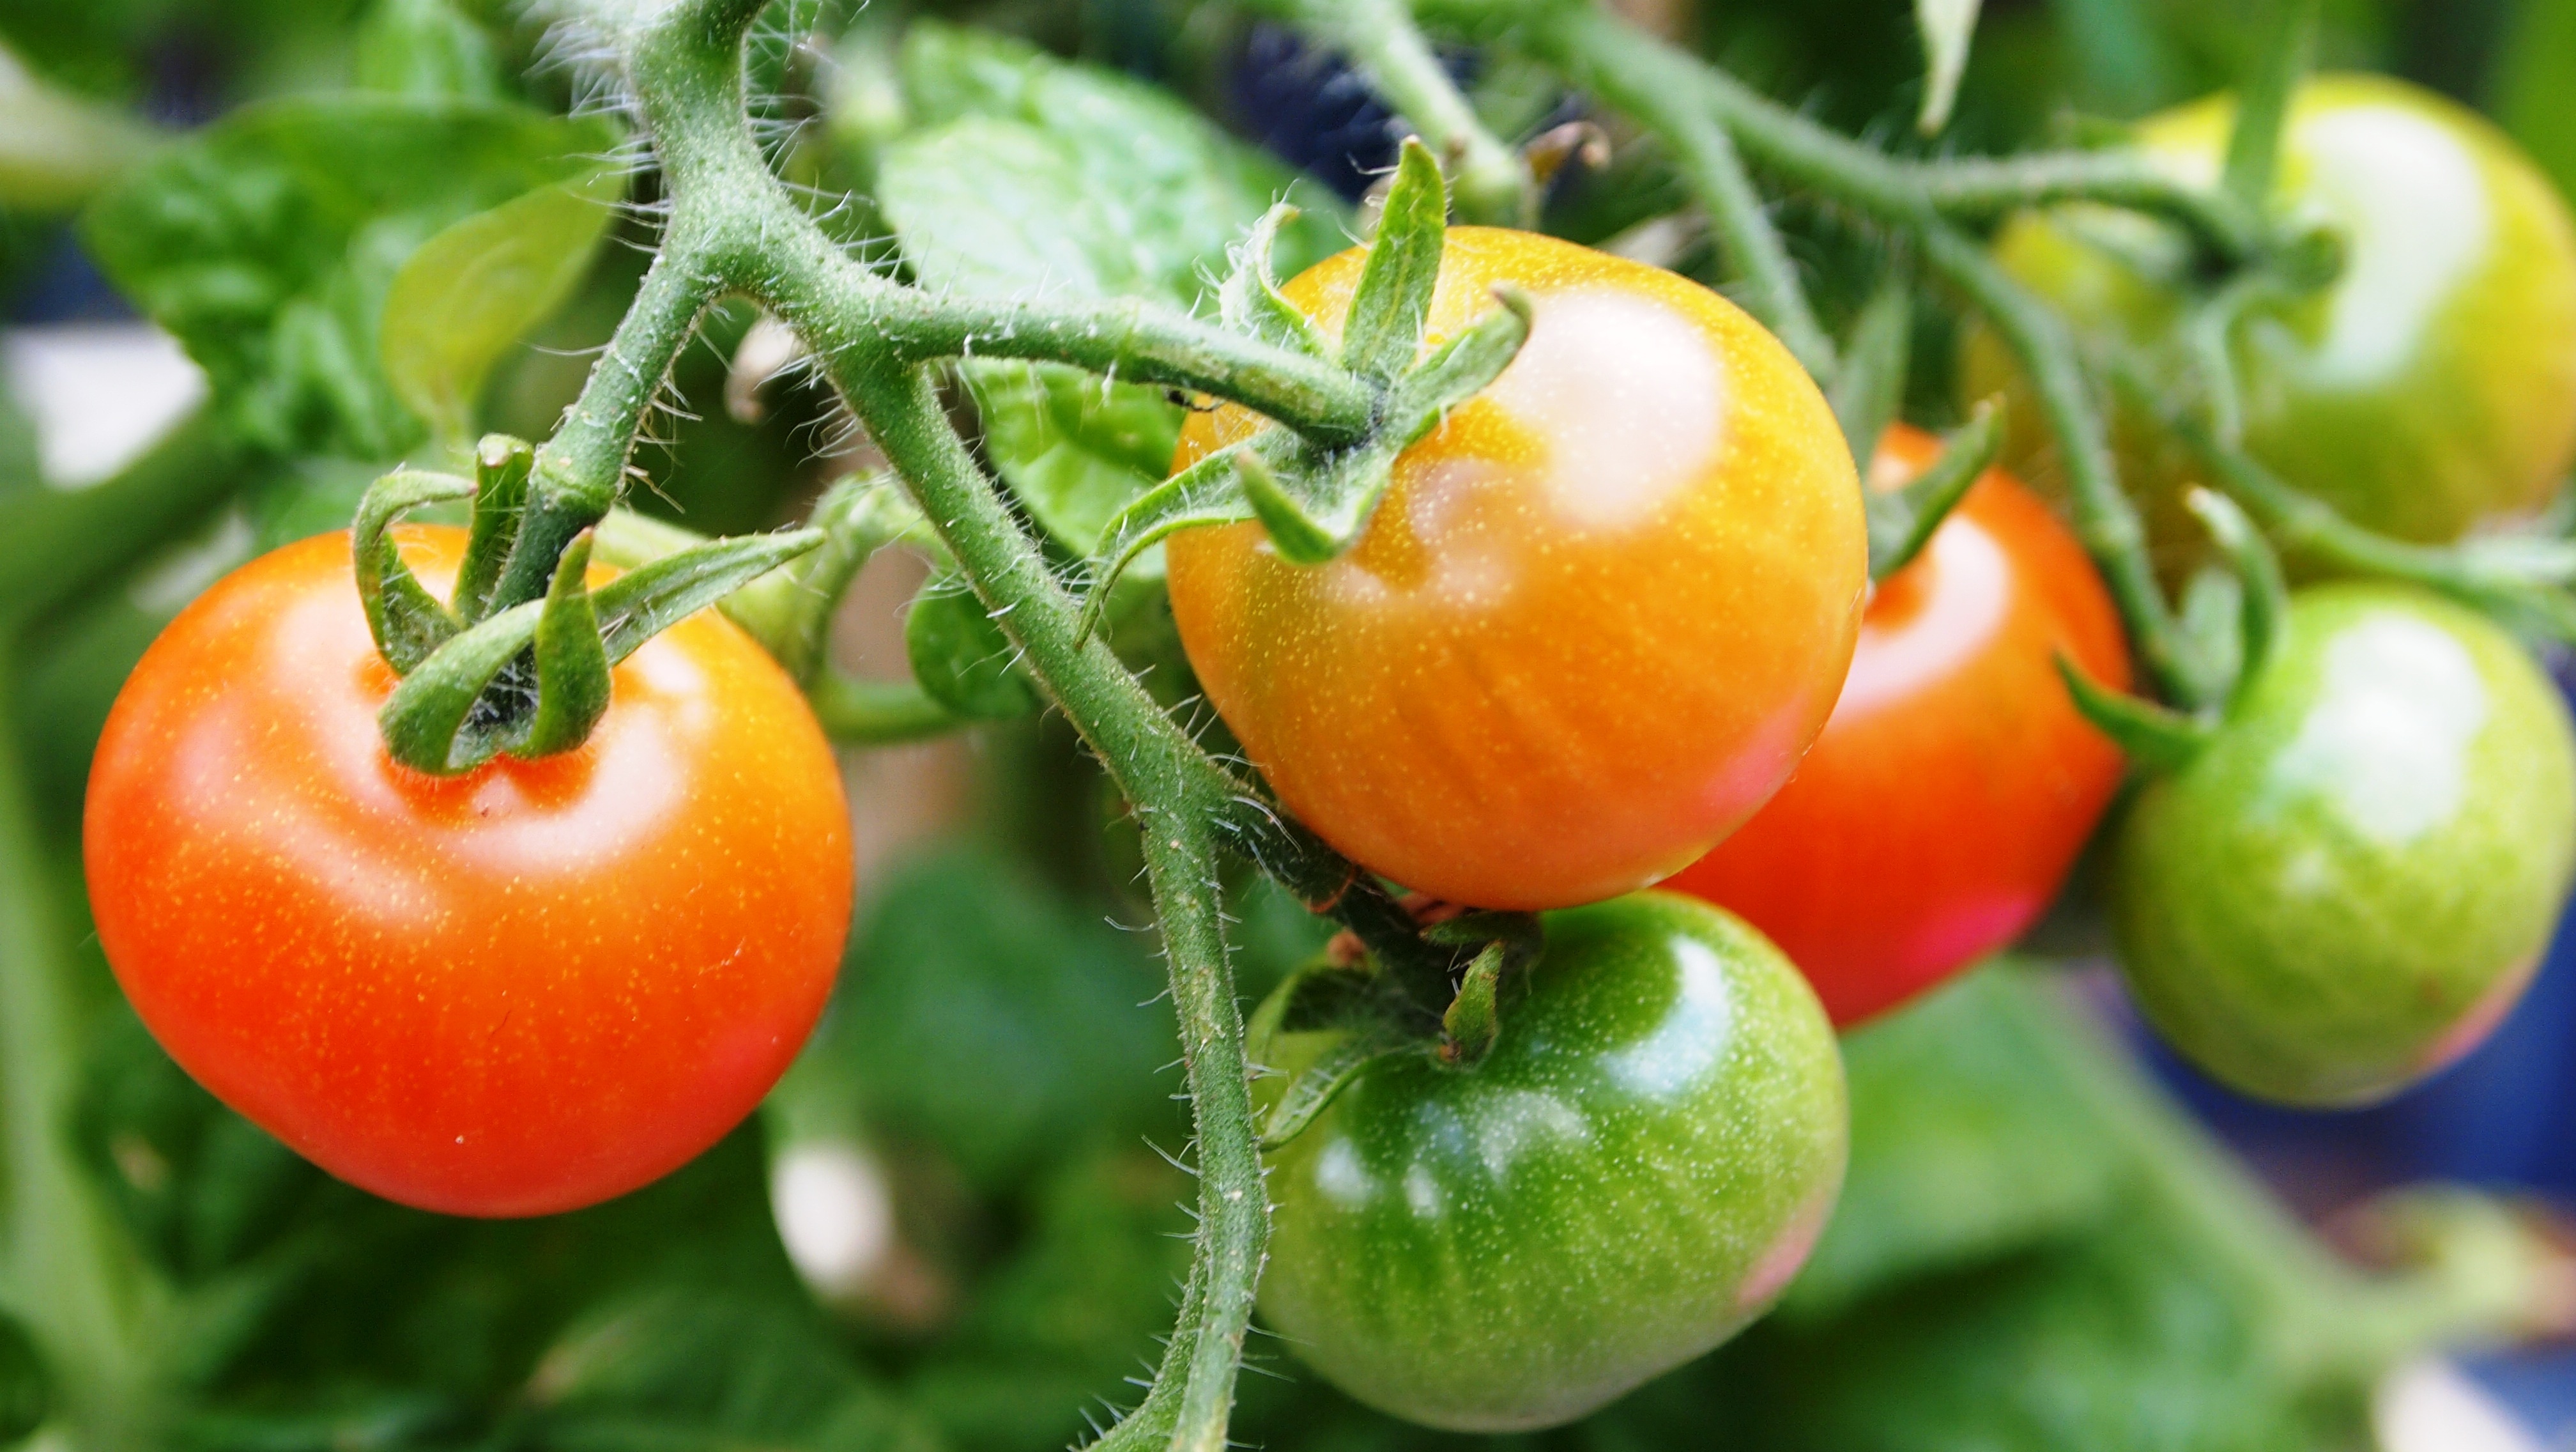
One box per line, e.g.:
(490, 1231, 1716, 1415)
(1261, 0, 1531, 226)
(583, 10, 1284, 1444)
(1921, 226, 2191, 700)
(1526, 4, 1834, 376)
(1441, 0, 2259, 260)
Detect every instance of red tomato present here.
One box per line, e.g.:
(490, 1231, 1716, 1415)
(1665, 426, 2131, 1024)
(84, 527, 852, 1217)
(1167, 228, 1865, 911)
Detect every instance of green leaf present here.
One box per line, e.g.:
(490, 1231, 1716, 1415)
(354, 0, 509, 102)
(797, 846, 1188, 1190)
(1784, 969, 2130, 1322)
(958, 361, 1183, 553)
(381, 162, 625, 445)
(871, 22, 1347, 552)
(84, 97, 621, 460)
(889, 22, 1348, 309)
(903, 578, 1043, 721)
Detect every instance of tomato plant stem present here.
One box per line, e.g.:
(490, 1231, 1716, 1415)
(1528, 5, 1835, 379)
(0, 658, 155, 1449)
(1254, 0, 1531, 227)
(1919, 226, 2195, 702)
(1445, 0, 2260, 261)
(2221, 0, 2322, 212)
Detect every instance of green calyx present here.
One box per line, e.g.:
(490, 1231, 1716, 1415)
(1075, 137, 1535, 638)
(355, 435, 825, 775)
(1252, 905, 1545, 1151)
(2059, 488, 2287, 772)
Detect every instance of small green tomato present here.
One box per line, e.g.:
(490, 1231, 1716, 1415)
(1252, 892, 1848, 1432)
(2112, 583, 2576, 1106)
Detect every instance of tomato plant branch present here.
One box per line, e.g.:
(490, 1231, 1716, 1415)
(1255, 0, 1531, 226)
(1524, 4, 1834, 378)
(1437, 0, 2262, 260)
(1920, 226, 2196, 701)
(0, 660, 155, 1450)
(2221, 0, 2321, 211)
(584, 11, 1298, 1444)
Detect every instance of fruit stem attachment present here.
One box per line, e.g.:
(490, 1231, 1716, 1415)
(2221, 0, 2321, 213)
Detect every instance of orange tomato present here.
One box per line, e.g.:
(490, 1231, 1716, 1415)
(1666, 426, 2131, 1024)
(1167, 228, 1864, 910)
(84, 527, 852, 1217)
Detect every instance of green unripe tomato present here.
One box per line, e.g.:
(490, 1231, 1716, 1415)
(1966, 75, 2576, 551)
(1251, 893, 1847, 1432)
(2111, 584, 2576, 1106)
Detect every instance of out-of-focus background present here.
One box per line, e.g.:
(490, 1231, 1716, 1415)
(3, 0, 2575, 1448)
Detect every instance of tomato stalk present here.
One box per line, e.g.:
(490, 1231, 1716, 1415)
(1451, 0, 2264, 262)
(1920, 225, 2203, 702)
(1518, 4, 1837, 380)
(2220, 0, 2324, 213)
(1248, 0, 1533, 228)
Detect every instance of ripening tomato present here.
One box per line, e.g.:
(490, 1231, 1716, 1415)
(1166, 228, 1865, 911)
(1966, 75, 2576, 555)
(1665, 425, 2131, 1024)
(2112, 584, 2576, 1106)
(84, 527, 852, 1217)
(1254, 892, 1846, 1431)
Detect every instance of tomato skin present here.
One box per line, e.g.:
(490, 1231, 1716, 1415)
(1967, 75, 2576, 555)
(1167, 228, 1864, 911)
(2111, 584, 2576, 1106)
(1665, 426, 2131, 1026)
(1254, 892, 1847, 1431)
(83, 527, 852, 1217)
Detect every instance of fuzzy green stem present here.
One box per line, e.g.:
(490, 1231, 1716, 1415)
(1529, 5, 1834, 377)
(1443, 0, 2260, 261)
(2221, 0, 2320, 211)
(1257, 0, 1531, 226)
(496, 242, 717, 614)
(615, 11, 1289, 1417)
(1920, 226, 2192, 700)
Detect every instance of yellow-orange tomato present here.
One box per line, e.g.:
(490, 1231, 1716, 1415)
(84, 527, 852, 1217)
(1167, 228, 1864, 911)
(1666, 426, 2132, 1024)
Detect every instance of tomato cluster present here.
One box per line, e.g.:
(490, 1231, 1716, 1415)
(70, 54, 2576, 1442)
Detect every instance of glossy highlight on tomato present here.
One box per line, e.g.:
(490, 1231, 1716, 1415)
(1968, 75, 2576, 555)
(2112, 583, 2576, 1106)
(84, 527, 854, 1217)
(1667, 425, 2131, 1025)
(1167, 228, 1865, 911)
(1254, 892, 1846, 1431)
